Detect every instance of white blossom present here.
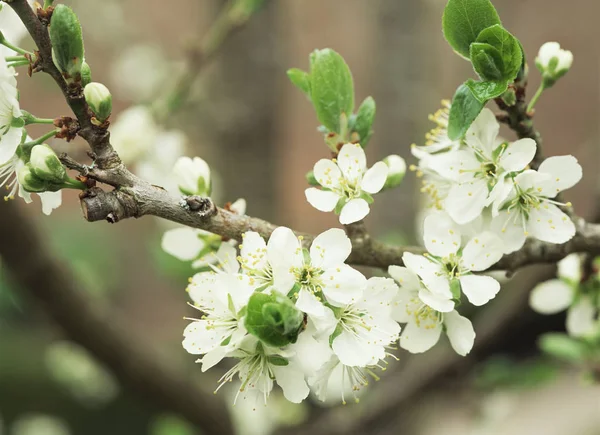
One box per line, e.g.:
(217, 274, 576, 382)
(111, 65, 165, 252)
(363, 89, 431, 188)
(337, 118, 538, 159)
(0, 57, 23, 166)
(172, 156, 211, 196)
(305, 143, 388, 224)
(529, 254, 599, 338)
(0, 2, 32, 57)
(536, 42, 573, 76)
(109, 106, 158, 164)
(491, 156, 582, 253)
(411, 100, 460, 156)
(389, 264, 475, 356)
(430, 109, 536, 224)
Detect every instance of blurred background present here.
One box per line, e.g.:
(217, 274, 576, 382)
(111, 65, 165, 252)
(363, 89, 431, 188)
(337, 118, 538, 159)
(1, 0, 599, 434)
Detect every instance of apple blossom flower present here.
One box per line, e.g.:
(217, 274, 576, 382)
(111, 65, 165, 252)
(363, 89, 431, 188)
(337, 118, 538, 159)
(530, 254, 599, 338)
(172, 156, 211, 196)
(388, 264, 475, 356)
(305, 143, 388, 224)
(491, 156, 582, 253)
(536, 42, 573, 83)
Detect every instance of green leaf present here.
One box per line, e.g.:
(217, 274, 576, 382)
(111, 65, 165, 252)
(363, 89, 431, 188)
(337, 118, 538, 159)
(287, 68, 311, 98)
(539, 333, 588, 363)
(352, 96, 376, 148)
(442, 0, 501, 59)
(470, 42, 504, 81)
(475, 24, 522, 81)
(49, 4, 85, 81)
(309, 48, 355, 133)
(447, 83, 485, 140)
(465, 78, 508, 103)
(244, 291, 304, 347)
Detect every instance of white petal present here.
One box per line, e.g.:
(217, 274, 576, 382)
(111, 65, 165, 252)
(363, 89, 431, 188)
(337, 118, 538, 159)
(267, 226, 302, 272)
(461, 232, 504, 271)
(388, 265, 421, 292)
(273, 364, 310, 403)
(402, 252, 451, 298)
(391, 287, 414, 323)
(444, 310, 475, 356)
(361, 161, 388, 194)
(459, 275, 501, 306)
(229, 198, 247, 215)
(490, 211, 527, 254)
(400, 320, 442, 354)
(418, 288, 455, 313)
(538, 155, 582, 196)
(295, 288, 326, 317)
(445, 179, 489, 225)
(527, 203, 576, 244)
(361, 277, 400, 308)
(240, 231, 268, 271)
(332, 329, 378, 366)
(426, 149, 479, 182)
(339, 198, 369, 224)
(529, 279, 573, 314)
(498, 138, 536, 172)
(465, 108, 499, 158)
(566, 297, 597, 337)
(557, 254, 582, 283)
(201, 347, 228, 372)
(38, 191, 62, 215)
(161, 227, 204, 261)
(313, 159, 343, 189)
(305, 188, 340, 212)
(423, 211, 461, 257)
(514, 169, 550, 192)
(337, 143, 366, 183)
(310, 228, 352, 270)
(486, 177, 514, 216)
(321, 264, 366, 307)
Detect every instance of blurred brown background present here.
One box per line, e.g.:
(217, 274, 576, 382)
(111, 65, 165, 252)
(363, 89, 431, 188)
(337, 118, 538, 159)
(1, 0, 599, 434)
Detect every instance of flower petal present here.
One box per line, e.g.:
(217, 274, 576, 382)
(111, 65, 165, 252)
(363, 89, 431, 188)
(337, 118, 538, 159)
(161, 227, 204, 261)
(423, 211, 461, 257)
(418, 288, 455, 312)
(240, 231, 268, 271)
(461, 231, 504, 271)
(0, 127, 23, 165)
(305, 188, 340, 212)
(529, 279, 573, 314)
(296, 288, 326, 317)
(267, 226, 302, 272)
(538, 155, 582, 196)
(400, 320, 442, 354)
(313, 159, 343, 189)
(402, 252, 451, 298)
(339, 198, 369, 224)
(444, 310, 475, 356)
(310, 228, 352, 270)
(361, 161, 388, 194)
(566, 296, 598, 337)
(527, 203, 576, 244)
(388, 265, 421, 292)
(273, 363, 310, 403)
(321, 264, 366, 307)
(490, 211, 527, 254)
(200, 347, 228, 372)
(465, 108, 499, 158)
(38, 191, 62, 215)
(445, 179, 489, 225)
(459, 274, 500, 306)
(557, 254, 582, 283)
(337, 143, 366, 183)
(332, 329, 380, 366)
(498, 138, 536, 172)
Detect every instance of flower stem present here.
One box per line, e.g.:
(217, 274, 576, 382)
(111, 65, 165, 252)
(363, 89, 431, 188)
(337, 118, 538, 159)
(63, 177, 87, 190)
(7, 60, 30, 68)
(0, 38, 33, 56)
(5, 55, 26, 62)
(527, 83, 546, 113)
(23, 129, 61, 147)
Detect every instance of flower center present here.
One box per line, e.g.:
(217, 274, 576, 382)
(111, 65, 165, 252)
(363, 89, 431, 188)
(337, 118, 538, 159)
(406, 296, 442, 329)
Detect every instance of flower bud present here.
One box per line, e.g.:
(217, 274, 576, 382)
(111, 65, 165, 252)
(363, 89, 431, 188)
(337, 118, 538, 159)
(49, 4, 85, 83)
(535, 42, 573, 88)
(172, 156, 211, 196)
(29, 144, 67, 184)
(17, 163, 49, 193)
(383, 155, 406, 189)
(84, 82, 112, 123)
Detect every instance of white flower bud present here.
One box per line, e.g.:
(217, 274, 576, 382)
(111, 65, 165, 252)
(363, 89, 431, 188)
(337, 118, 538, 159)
(29, 145, 67, 184)
(17, 163, 49, 193)
(84, 82, 112, 123)
(536, 42, 573, 87)
(109, 106, 157, 164)
(383, 154, 406, 189)
(172, 156, 211, 196)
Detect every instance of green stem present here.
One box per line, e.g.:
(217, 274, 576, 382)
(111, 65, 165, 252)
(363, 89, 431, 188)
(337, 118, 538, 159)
(5, 55, 26, 62)
(63, 177, 87, 190)
(527, 83, 546, 113)
(43, 0, 55, 8)
(25, 116, 55, 125)
(0, 38, 33, 56)
(23, 129, 61, 147)
(7, 60, 30, 68)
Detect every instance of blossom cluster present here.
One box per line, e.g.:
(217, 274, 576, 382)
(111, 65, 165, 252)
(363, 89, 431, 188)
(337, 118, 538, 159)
(411, 104, 582, 253)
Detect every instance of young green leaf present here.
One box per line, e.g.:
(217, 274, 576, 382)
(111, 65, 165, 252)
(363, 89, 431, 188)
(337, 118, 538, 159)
(352, 96, 376, 147)
(447, 83, 485, 140)
(475, 24, 523, 81)
(465, 79, 508, 103)
(309, 48, 355, 133)
(442, 0, 501, 59)
(287, 68, 311, 98)
(470, 42, 504, 81)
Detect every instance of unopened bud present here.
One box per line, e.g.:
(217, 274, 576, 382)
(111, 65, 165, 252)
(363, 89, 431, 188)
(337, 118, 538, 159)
(49, 4, 85, 83)
(84, 82, 112, 123)
(81, 61, 92, 86)
(172, 156, 211, 196)
(17, 163, 49, 193)
(29, 144, 67, 184)
(383, 155, 406, 189)
(535, 42, 573, 88)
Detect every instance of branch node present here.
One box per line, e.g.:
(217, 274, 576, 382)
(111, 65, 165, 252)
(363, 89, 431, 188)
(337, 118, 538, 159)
(184, 196, 217, 218)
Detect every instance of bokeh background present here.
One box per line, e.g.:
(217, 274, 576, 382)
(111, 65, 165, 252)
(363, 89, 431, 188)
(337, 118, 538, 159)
(1, 0, 599, 434)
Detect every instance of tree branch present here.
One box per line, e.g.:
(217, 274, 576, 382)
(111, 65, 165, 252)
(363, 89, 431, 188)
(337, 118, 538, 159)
(0, 200, 235, 434)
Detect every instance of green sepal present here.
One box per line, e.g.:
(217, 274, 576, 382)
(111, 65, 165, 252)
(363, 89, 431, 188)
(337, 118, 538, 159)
(29, 144, 67, 184)
(267, 355, 290, 366)
(49, 4, 85, 82)
(352, 96, 376, 148)
(306, 170, 319, 186)
(244, 291, 304, 347)
(450, 279, 462, 300)
(329, 323, 343, 347)
(220, 335, 232, 346)
(334, 197, 347, 215)
(360, 192, 374, 205)
(309, 48, 355, 133)
(465, 78, 508, 103)
(17, 163, 50, 193)
(442, 0, 501, 59)
(447, 83, 485, 140)
(287, 68, 311, 98)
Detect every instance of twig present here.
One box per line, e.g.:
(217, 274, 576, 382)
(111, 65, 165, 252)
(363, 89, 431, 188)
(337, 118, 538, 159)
(0, 200, 235, 434)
